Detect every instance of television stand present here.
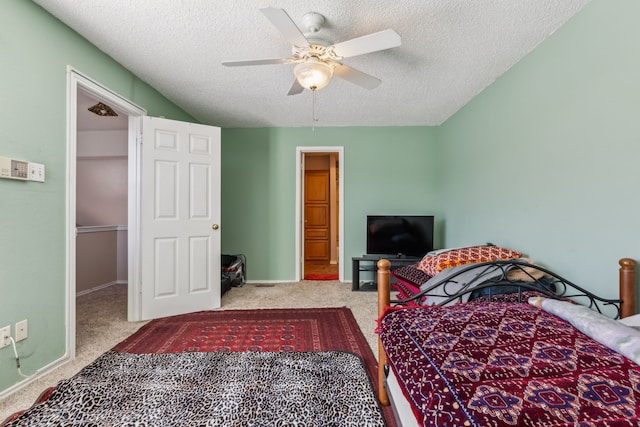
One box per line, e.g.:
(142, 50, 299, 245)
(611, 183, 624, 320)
(352, 255, 420, 291)
(361, 253, 411, 260)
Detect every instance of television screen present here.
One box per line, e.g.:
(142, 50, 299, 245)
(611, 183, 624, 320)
(366, 215, 434, 257)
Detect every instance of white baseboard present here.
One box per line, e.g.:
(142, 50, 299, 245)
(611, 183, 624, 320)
(244, 280, 346, 284)
(76, 280, 127, 297)
(0, 354, 71, 401)
(244, 280, 294, 284)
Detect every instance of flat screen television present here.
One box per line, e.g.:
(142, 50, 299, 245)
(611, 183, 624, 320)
(366, 215, 434, 258)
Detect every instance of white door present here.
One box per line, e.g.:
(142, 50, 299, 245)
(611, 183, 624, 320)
(140, 116, 221, 320)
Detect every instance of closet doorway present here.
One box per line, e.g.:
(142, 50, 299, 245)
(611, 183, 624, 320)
(67, 69, 145, 359)
(75, 89, 129, 298)
(295, 147, 344, 281)
(74, 87, 132, 360)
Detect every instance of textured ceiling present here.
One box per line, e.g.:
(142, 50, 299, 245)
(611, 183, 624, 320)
(34, 0, 590, 128)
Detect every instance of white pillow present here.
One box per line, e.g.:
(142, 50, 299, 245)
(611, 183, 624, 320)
(530, 297, 640, 365)
(619, 313, 640, 327)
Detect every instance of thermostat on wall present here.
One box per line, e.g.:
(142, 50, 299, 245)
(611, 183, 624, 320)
(0, 156, 45, 182)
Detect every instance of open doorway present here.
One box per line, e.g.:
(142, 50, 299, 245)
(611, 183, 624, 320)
(75, 90, 128, 296)
(74, 89, 130, 353)
(66, 69, 145, 359)
(295, 147, 344, 282)
(69, 69, 222, 340)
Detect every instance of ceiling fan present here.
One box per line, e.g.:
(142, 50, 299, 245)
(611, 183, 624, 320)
(222, 7, 402, 95)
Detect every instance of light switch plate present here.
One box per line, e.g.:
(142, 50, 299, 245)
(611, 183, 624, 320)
(29, 162, 45, 182)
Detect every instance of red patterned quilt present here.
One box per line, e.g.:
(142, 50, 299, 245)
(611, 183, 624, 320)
(379, 302, 640, 426)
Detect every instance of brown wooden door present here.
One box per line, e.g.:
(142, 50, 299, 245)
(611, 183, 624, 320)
(304, 170, 330, 260)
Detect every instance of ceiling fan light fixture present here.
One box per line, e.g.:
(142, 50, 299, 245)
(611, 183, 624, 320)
(294, 59, 333, 91)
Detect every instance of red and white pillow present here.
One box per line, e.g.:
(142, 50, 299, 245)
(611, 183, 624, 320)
(417, 245, 522, 276)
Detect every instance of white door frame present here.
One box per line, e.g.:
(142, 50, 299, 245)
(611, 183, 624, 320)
(66, 67, 146, 358)
(295, 146, 344, 281)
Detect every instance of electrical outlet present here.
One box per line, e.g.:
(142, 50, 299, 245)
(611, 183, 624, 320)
(15, 320, 28, 342)
(0, 326, 10, 348)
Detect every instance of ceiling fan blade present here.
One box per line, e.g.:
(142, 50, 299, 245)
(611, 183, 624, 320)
(222, 58, 292, 67)
(333, 64, 381, 90)
(287, 79, 305, 96)
(260, 7, 310, 48)
(331, 29, 401, 59)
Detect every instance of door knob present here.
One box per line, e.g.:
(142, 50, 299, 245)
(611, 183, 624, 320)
(211, 224, 219, 230)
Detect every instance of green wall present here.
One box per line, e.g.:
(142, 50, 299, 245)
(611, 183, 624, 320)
(438, 0, 640, 299)
(0, 1, 197, 392)
(221, 127, 442, 280)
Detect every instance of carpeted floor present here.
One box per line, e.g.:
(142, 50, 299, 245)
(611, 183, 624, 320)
(0, 280, 386, 424)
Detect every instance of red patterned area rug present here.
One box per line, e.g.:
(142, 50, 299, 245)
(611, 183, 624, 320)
(114, 307, 364, 354)
(304, 273, 339, 280)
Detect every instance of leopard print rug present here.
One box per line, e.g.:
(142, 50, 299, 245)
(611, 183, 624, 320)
(5, 350, 385, 426)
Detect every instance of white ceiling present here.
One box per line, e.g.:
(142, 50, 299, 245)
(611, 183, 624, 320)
(34, 0, 590, 128)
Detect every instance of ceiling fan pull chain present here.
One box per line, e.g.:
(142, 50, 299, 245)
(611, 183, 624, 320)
(312, 90, 319, 125)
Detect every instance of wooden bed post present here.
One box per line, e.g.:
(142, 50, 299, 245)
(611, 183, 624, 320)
(619, 258, 637, 319)
(377, 259, 391, 406)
